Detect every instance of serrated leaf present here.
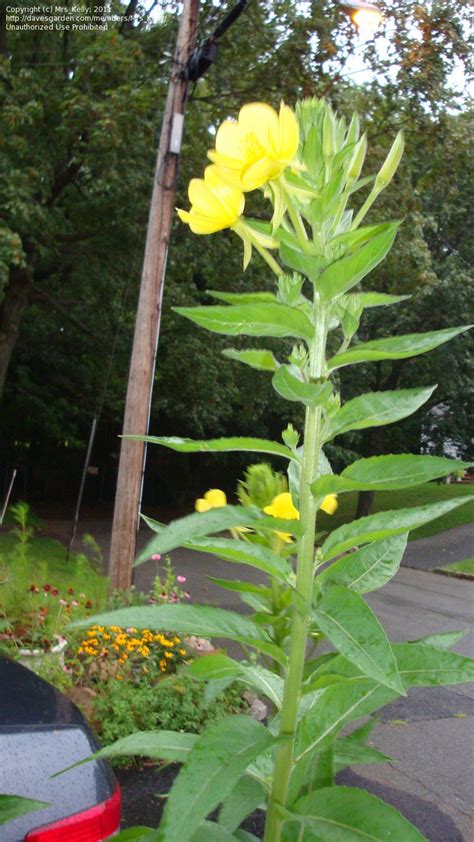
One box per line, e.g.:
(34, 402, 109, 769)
(174, 303, 313, 341)
(183, 536, 293, 582)
(318, 222, 401, 300)
(328, 325, 471, 369)
(284, 786, 427, 840)
(156, 716, 275, 842)
(71, 604, 270, 641)
(127, 435, 294, 461)
(313, 586, 404, 693)
(318, 534, 407, 594)
(222, 348, 279, 372)
(321, 497, 473, 560)
(394, 642, 474, 687)
(326, 385, 435, 441)
(272, 366, 333, 408)
(136, 506, 302, 561)
(0, 794, 49, 826)
(219, 778, 266, 833)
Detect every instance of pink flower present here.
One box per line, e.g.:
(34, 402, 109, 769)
(184, 591, 191, 599)
(151, 553, 161, 561)
(59, 599, 68, 606)
(72, 600, 79, 607)
(177, 575, 186, 584)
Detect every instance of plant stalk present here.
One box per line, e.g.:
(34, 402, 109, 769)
(263, 297, 329, 842)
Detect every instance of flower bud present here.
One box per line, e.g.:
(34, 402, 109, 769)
(346, 134, 367, 185)
(322, 107, 336, 159)
(346, 112, 360, 147)
(375, 131, 404, 189)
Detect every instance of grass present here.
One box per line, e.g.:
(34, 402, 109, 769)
(317, 482, 474, 541)
(0, 532, 108, 609)
(436, 558, 474, 579)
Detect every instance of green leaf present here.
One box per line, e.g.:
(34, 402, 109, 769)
(326, 385, 436, 441)
(191, 821, 238, 841)
(331, 222, 399, 252)
(272, 366, 333, 408)
(284, 786, 427, 840)
(81, 730, 197, 765)
(234, 832, 261, 842)
(328, 325, 471, 369)
(317, 534, 408, 594)
(207, 577, 272, 597)
(174, 303, 314, 341)
(321, 497, 473, 560)
(219, 777, 266, 833)
(410, 630, 468, 650)
(0, 794, 49, 826)
(114, 829, 155, 841)
(183, 536, 293, 582)
(313, 586, 404, 693)
(334, 723, 390, 773)
(350, 291, 411, 309)
(156, 716, 275, 842)
(222, 348, 279, 372)
(128, 435, 295, 461)
(208, 290, 276, 305)
(294, 680, 395, 766)
(394, 642, 474, 687)
(71, 604, 270, 641)
(136, 506, 302, 561)
(279, 239, 323, 284)
(187, 656, 284, 708)
(312, 455, 472, 499)
(318, 222, 401, 300)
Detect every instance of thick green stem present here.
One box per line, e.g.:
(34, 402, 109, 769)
(263, 298, 329, 842)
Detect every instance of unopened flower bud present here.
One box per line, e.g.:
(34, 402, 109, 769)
(347, 134, 367, 184)
(322, 107, 336, 159)
(375, 131, 404, 189)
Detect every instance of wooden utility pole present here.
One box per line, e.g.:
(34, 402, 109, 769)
(109, 0, 200, 589)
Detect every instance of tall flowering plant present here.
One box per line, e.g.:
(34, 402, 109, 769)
(73, 99, 473, 842)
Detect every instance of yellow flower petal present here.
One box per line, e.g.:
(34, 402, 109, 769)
(263, 491, 300, 521)
(195, 488, 227, 512)
(215, 119, 246, 163)
(320, 494, 338, 515)
(238, 103, 280, 154)
(278, 102, 300, 160)
(241, 157, 283, 191)
(204, 488, 227, 507)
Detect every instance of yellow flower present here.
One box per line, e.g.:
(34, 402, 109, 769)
(177, 166, 244, 235)
(263, 492, 300, 543)
(195, 488, 227, 513)
(320, 494, 338, 515)
(179, 648, 186, 656)
(164, 651, 173, 659)
(208, 102, 299, 192)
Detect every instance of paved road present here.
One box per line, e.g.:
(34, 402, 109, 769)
(402, 522, 473, 571)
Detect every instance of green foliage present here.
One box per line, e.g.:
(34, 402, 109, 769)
(92, 675, 249, 754)
(67, 97, 474, 842)
(237, 463, 288, 509)
(0, 795, 48, 826)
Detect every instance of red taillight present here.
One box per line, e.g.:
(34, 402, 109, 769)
(25, 782, 121, 842)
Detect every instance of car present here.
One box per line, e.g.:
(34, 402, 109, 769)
(0, 657, 121, 841)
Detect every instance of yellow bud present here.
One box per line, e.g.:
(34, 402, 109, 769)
(375, 131, 404, 189)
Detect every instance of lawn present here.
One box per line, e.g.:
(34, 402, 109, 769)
(317, 482, 474, 541)
(0, 531, 108, 609)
